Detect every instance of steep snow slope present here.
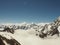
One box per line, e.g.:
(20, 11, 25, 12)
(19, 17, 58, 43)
(0, 32, 21, 45)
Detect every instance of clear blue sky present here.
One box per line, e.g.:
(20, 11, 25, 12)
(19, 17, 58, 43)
(0, 0, 60, 23)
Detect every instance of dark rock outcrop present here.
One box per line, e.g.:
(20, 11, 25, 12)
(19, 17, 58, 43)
(3, 27, 14, 34)
(49, 26, 59, 36)
(0, 35, 21, 45)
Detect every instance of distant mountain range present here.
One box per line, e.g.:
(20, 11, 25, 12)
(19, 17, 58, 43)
(0, 16, 60, 45)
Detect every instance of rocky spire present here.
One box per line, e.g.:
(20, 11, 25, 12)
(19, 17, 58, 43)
(54, 16, 60, 26)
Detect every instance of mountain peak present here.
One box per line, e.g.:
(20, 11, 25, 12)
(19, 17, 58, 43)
(57, 16, 60, 21)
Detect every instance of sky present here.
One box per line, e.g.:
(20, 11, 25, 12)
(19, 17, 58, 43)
(0, 0, 60, 23)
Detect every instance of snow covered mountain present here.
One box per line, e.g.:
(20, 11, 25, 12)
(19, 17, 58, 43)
(0, 16, 60, 45)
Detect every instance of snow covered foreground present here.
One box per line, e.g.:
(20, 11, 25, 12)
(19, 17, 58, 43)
(6, 29, 59, 45)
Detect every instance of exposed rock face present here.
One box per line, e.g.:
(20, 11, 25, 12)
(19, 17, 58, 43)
(0, 25, 21, 45)
(36, 16, 60, 38)
(0, 27, 21, 45)
(38, 24, 49, 38)
(3, 27, 14, 34)
(0, 35, 21, 45)
(53, 16, 60, 27)
(50, 26, 59, 36)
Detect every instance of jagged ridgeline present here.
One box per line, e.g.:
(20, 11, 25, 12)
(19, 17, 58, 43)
(36, 16, 60, 38)
(54, 16, 60, 26)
